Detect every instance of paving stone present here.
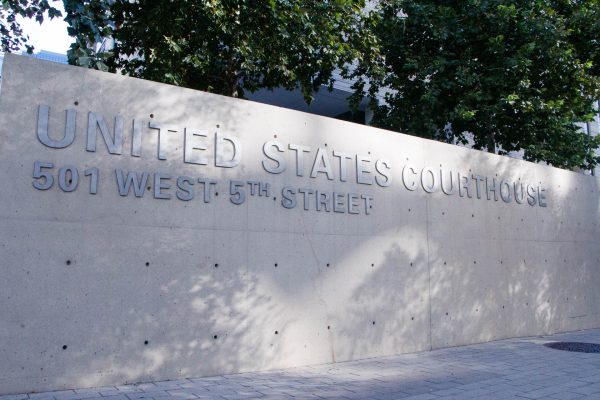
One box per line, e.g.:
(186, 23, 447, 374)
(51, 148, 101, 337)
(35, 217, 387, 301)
(4, 329, 600, 400)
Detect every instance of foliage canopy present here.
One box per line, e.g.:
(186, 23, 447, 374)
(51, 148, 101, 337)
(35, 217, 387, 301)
(359, 0, 600, 170)
(64, 0, 373, 102)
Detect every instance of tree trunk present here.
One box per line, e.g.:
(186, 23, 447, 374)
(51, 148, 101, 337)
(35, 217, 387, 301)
(487, 131, 496, 154)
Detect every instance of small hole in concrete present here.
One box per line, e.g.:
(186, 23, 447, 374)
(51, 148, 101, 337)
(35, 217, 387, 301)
(371, 263, 374, 267)
(66, 260, 71, 265)
(147, 186, 151, 191)
(372, 321, 375, 325)
(68, 179, 72, 184)
(213, 335, 218, 339)
(327, 326, 330, 330)
(275, 331, 278, 335)
(324, 143, 328, 146)
(472, 214, 474, 217)
(216, 124, 220, 128)
(274, 263, 278, 267)
(408, 208, 411, 212)
(215, 192, 219, 196)
(62, 345, 67, 350)
(214, 263, 219, 268)
(274, 134, 277, 138)
(326, 263, 330, 267)
(144, 340, 149, 345)
(273, 197, 276, 201)
(145, 262, 149, 267)
(150, 113, 154, 118)
(411, 317, 414, 321)
(442, 212, 445, 215)
(410, 262, 413, 267)
(445, 312, 449, 316)
(443, 261, 446, 265)
(502, 305, 505, 309)
(74, 101, 79, 106)
(474, 260, 476, 264)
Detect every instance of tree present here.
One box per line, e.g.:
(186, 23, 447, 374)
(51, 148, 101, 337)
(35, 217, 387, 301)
(360, 0, 600, 170)
(1, 0, 62, 53)
(64, 0, 375, 103)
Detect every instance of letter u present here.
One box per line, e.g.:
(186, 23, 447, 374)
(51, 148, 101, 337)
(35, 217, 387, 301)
(37, 104, 76, 148)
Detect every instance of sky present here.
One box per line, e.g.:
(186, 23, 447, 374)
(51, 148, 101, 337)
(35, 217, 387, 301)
(17, 2, 74, 54)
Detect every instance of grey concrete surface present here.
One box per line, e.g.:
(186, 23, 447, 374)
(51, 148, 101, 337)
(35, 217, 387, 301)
(0, 54, 599, 393)
(2, 329, 599, 400)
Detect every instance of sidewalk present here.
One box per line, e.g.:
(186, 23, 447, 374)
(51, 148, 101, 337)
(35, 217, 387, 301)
(2, 329, 599, 400)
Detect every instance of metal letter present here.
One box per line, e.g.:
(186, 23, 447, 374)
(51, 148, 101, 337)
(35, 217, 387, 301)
(37, 105, 76, 149)
(131, 119, 143, 157)
(375, 159, 392, 187)
(310, 148, 335, 180)
(472, 175, 485, 199)
(148, 122, 178, 160)
(361, 194, 374, 215)
(500, 180, 512, 203)
(230, 180, 246, 204)
(333, 192, 346, 213)
(459, 173, 472, 198)
(421, 167, 438, 193)
(247, 181, 259, 196)
(87, 112, 124, 154)
(538, 187, 547, 207)
(316, 191, 331, 212)
(298, 188, 314, 210)
(58, 165, 79, 192)
(348, 193, 360, 214)
(176, 176, 195, 201)
(402, 164, 418, 191)
(262, 140, 286, 174)
(115, 169, 149, 197)
(281, 186, 297, 209)
(527, 185, 537, 206)
(514, 182, 525, 204)
(32, 161, 54, 190)
(333, 151, 353, 182)
(84, 167, 98, 194)
(288, 143, 311, 177)
(486, 177, 498, 201)
(356, 155, 373, 185)
(184, 128, 209, 165)
(198, 178, 217, 203)
(440, 169, 456, 195)
(259, 182, 271, 197)
(215, 132, 241, 168)
(154, 173, 171, 199)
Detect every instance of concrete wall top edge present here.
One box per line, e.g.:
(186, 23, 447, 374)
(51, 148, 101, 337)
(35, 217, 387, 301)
(3, 53, 596, 184)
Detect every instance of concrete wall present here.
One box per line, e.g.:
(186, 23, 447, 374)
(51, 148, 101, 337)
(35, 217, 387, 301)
(0, 54, 599, 394)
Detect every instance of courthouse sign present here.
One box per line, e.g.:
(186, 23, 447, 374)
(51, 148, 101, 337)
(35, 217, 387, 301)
(0, 54, 597, 395)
